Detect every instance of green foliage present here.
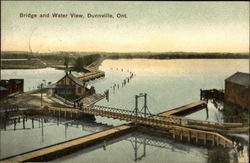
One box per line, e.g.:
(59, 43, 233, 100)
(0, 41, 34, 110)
(105, 52, 249, 60)
(64, 56, 70, 68)
(73, 54, 101, 72)
(207, 148, 230, 163)
(223, 102, 249, 124)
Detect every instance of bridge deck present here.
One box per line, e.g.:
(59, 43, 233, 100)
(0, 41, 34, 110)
(3, 102, 237, 162)
(2, 125, 133, 162)
(46, 105, 246, 133)
(158, 101, 206, 117)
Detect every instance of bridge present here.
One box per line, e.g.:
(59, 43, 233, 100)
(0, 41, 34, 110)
(46, 101, 245, 133)
(77, 60, 105, 82)
(3, 99, 243, 162)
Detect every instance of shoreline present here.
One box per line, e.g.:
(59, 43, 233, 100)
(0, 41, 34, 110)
(1, 57, 248, 70)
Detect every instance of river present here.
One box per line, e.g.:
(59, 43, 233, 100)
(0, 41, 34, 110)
(1, 59, 248, 162)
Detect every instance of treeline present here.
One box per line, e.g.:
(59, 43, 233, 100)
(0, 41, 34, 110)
(2, 51, 249, 60)
(73, 54, 101, 72)
(105, 52, 249, 60)
(1, 51, 101, 70)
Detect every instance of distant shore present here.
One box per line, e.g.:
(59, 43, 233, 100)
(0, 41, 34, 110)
(1, 51, 249, 69)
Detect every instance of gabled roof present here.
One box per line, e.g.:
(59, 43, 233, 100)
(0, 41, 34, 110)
(225, 72, 249, 87)
(67, 73, 84, 87)
(57, 72, 84, 87)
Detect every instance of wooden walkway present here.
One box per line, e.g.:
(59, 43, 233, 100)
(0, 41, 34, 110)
(3, 101, 237, 162)
(77, 64, 105, 82)
(2, 125, 134, 162)
(77, 70, 105, 82)
(162, 125, 232, 147)
(157, 101, 246, 132)
(158, 101, 206, 116)
(46, 103, 246, 133)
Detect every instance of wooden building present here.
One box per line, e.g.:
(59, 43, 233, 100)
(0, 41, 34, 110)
(225, 72, 249, 109)
(0, 79, 24, 99)
(55, 71, 96, 100)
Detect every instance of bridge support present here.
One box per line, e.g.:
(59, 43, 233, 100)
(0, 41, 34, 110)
(14, 119, 16, 130)
(22, 117, 25, 129)
(132, 93, 151, 121)
(32, 118, 34, 128)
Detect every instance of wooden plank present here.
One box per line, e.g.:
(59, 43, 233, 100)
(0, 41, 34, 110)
(3, 125, 133, 162)
(159, 101, 206, 116)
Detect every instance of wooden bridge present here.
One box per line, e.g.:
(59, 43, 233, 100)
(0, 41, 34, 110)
(77, 70, 105, 82)
(2, 124, 134, 162)
(3, 101, 240, 162)
(46, 101, 245, 133)
(158, 100, 206, 116)
(77, 60, 105, 82)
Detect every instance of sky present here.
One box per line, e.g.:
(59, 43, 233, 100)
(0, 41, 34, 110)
(1, 1, 249, 53)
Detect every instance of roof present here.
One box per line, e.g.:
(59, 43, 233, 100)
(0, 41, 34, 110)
(67, 73, 84, 87)
(225, 72, 249, 87)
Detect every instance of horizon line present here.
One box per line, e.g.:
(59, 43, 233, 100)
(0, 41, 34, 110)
(1, 50, 249, 54)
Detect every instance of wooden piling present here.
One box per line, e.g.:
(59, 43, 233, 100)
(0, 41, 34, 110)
(212, 135, 215, 146)
(23, 117, 25, 129)
(188, 131, 191, 142)
(32, 118, 34, 128)
(204, 133, 206, 145)
(14, 119, 16, 130)
(195, 133, 198, 143)
(216, 136, 219, 146)
(172, 129, 175, 139)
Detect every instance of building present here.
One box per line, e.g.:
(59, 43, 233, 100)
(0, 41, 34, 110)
(55, 71, 96, 100)
(0, 79, 24, 99)
(225, 72, 249, 109)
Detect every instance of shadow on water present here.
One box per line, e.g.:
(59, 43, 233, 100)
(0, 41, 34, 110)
(0, 115, 113, 159)
(54, 131, 210, 163)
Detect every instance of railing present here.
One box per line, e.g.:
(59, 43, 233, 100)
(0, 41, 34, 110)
(46, 106, 234, 148)
(93, 105, 152, 117)
(53, 94, 74, 106)
(46, 105, 245, 133)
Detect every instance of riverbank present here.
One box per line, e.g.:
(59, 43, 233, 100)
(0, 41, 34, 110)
(1, 51, 249, 69)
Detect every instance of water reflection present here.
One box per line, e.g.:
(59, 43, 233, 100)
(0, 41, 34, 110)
(55, 132, 208, 163)
(0, 116, 112, 159)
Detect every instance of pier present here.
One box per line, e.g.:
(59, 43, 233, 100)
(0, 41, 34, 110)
(2, 124, 134, 162)
(158, 101, 206, 116)
(2, 100, 246, 162)
(77, 60, 105, 82)
(46, 102, 246, 133)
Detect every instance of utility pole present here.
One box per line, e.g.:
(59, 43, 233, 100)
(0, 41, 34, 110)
(144, 93, 147, 117)
(40, 83, 43, 109)
(135, 95, 138, 117)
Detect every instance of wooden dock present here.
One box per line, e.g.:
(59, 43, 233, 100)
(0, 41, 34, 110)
(141, 125, 233, 148)
(77, 70, 105, 82)
(156, 101, 246, 132)
(158, 101, 206, 116)
(2, 100, 238, 162)
(77, 64, 105, 82)
(2, 124, 134, 162)
(45, 105, 246, 133)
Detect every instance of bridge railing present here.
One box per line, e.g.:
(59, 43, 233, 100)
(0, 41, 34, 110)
(92, 105, 152, 117)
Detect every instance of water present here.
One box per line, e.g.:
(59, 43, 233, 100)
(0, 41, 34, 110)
(1, 59, 248, 161)
(89, 59, 248, 122)
(1, 67, 65, 92)
(0, 116, 112, 159)
(55, 132, 208, 163)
